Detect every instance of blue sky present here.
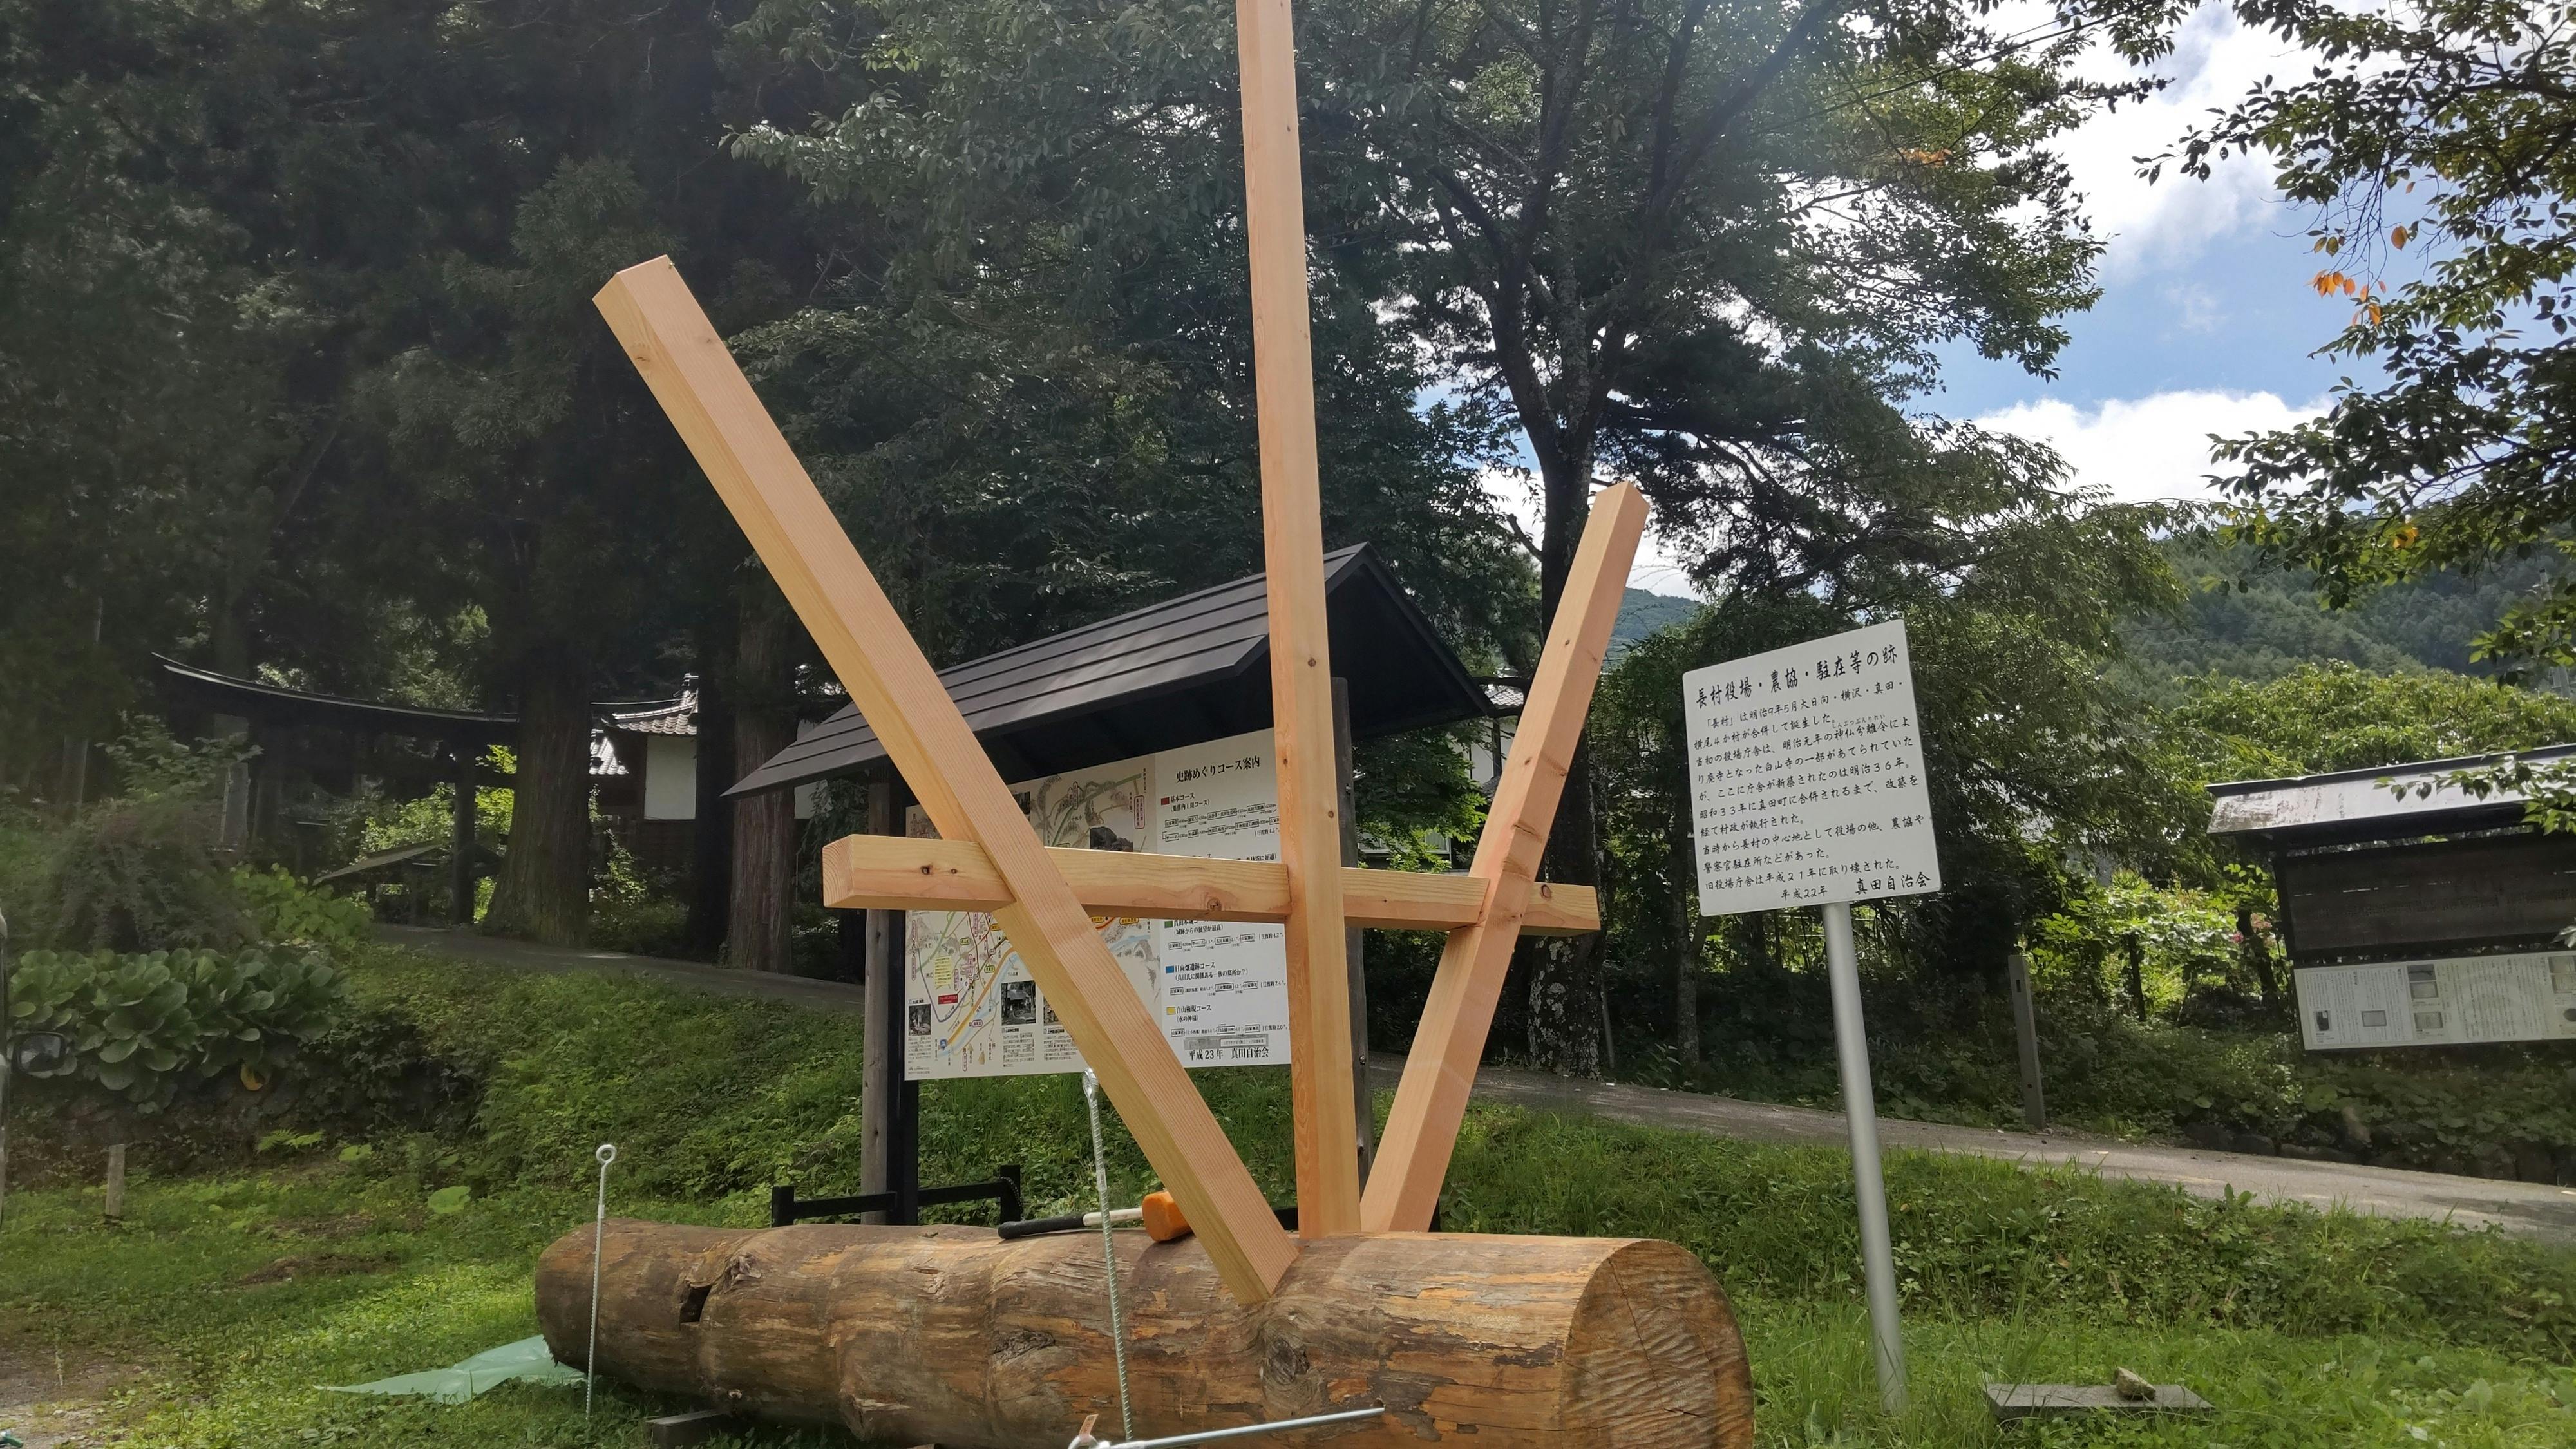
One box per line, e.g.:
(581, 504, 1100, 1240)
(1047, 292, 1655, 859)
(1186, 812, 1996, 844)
(1486, 1, 2392, 598)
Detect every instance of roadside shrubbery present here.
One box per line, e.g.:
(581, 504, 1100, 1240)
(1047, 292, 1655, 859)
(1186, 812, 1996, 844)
(233, 866, 373, 953)
(7, 945, 348, 1110)
(311, 947, 2576, 1363)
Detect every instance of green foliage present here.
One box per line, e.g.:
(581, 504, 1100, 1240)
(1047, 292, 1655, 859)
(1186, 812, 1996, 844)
(2117, 533, 2563, 701)
(2027, 873, 2257, 1018)
(1444, 1109, 2570, 1356)
(2162, 662, 2576, 783)
(587, 895, 691, 958)
(234, 867, 372, 954)
(330, 945, 2575, 1361)
(44, 795, 251, 953)
(1589, 505, 2184, 998)
(2183, 0, 2576, 670)
(6, 950, 2574, 1446)
(6, 945, 349, 1112)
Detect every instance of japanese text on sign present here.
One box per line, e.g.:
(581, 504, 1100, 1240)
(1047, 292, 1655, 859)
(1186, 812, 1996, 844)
(1682, 619, 1942, 916)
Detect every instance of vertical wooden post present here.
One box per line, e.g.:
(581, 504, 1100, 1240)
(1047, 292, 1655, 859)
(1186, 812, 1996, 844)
(1332, 678, 1372, 1186)
(103, 1143, 126, 1222)
(450, 746, 478, 926)
(861, 777, 902, 1225)
(1233, 0, 1358, 1236)
(2007, 951, 2047, 1131)
(2122, 933, 2148, 1019)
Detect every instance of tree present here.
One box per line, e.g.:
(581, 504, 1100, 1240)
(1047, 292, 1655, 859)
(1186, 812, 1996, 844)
(2186, 0, 2576, 670)
(1294, 0, 2185, 1066)
(229, 1, 840, 943)
(2161, 661, 2576, 786)
(729, 0, 1531, 667)
(0, 0, 322, 793)
(1591, 482, 2177, 1061)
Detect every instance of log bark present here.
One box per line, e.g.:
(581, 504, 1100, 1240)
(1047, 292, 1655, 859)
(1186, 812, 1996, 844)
(536, 1222, 1752, 1449)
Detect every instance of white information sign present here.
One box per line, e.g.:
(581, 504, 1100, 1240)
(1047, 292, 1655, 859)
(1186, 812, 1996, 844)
(2296, 951, 2576, 1050)
(1682, 619, 1942, 916)
(902, 728, 1292, 1080)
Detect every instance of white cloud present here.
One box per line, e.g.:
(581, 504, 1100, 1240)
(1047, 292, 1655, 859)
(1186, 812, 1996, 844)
(1987, 0, 2306, 275)
(1975, 388, 2325, 504)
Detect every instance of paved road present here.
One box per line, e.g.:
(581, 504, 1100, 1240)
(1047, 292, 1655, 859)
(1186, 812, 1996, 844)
(382, 924, 2576, 1242)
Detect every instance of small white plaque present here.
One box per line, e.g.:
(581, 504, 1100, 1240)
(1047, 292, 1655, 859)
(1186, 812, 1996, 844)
(1682, 619, 1942, 916)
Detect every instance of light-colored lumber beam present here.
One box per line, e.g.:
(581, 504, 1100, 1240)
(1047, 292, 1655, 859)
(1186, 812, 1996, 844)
(594, 257, 1296, 1301)
(1234, 0, 1358, 1235)
(822, 835, 1601, 936)
(1362, 482, 1648, 1233)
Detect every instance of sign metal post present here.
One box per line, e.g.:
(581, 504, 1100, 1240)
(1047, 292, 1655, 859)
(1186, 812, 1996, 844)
(1822, 900, 1904, 1415)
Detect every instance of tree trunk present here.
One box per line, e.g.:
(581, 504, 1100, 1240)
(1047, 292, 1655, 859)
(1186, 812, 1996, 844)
(2121, 934, 2149, 1019)
(1667, 813, 1701, 1068)
(535, 1220, 1754, 1449)
(729, 580, 798, 972)
(2236, 905, 2280, 1010)
(487, 643, 592, 945)
(686, 610, 736, 954)
(1517, 444, 1606, 1075)
(1523, 738, 1605, 1075)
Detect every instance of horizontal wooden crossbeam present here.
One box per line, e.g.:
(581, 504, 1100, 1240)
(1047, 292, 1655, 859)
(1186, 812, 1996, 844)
(822, 836, 1600, 934)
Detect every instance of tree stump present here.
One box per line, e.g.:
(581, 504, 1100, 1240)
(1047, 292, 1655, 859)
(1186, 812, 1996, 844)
(536, 1221, 1754, 1449)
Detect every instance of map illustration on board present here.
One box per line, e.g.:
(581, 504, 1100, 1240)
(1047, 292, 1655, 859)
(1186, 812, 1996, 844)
(902, 730, 1291, 1080)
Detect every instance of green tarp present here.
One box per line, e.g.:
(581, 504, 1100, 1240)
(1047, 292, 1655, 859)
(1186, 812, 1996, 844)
(319, 1336, 584, 1405)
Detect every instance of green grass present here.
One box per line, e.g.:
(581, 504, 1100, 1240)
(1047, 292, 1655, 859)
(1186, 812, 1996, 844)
(3, 943, 2572, 1447)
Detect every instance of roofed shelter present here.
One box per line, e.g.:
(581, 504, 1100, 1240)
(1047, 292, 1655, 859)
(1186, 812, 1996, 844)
(729, 542, 1492, 797)
(728, 540, 1501, 1227)
(159, 656, 520, 918)
(2207, 746, 2576, 1050)
(156, 658, 715, 927)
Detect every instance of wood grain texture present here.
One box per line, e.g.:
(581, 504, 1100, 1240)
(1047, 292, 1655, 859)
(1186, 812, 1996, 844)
(1233, 0, 1358, 1236)
(535, 1220, 1753, 1449)
(593, 258, 1294, 1300)
(820, 835, 1599, 936)
(1363, 483, 1648, 1233)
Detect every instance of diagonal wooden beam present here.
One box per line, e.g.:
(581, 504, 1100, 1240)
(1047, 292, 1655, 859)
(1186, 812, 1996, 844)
(1361, 482, 1648, 1233)
(594, 257, 1297, 1301)
(822, 835, 1603, 935)
(1234, 0, 1359, 1236)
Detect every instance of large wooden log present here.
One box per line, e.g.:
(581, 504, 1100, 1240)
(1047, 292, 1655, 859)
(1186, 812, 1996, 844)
(536, 1222, 1754, 1449)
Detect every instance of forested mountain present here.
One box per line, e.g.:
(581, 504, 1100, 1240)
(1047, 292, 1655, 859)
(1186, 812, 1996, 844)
(2116, 534, 2561, 703)
(1609, 590, 1700, 659)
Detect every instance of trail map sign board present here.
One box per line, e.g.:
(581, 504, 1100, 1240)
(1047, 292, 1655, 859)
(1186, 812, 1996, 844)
(1682, 618, 1942, 916)
(905, 728, 1293, 1079)
(2297, 951, 2576, 1050)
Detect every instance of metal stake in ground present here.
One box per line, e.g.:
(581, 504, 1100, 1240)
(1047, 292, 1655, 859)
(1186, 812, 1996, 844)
(587, 1142, 617, 1418)
(1822, 903, 1905, 1416)
(1081, 1069, 1136, 1441)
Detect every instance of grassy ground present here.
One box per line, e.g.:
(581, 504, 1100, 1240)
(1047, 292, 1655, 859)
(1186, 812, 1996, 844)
(3, 945, 2571, 1448)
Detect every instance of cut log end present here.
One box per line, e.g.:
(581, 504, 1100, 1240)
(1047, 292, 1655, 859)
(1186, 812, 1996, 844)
(538, 1221, 1752, 1449)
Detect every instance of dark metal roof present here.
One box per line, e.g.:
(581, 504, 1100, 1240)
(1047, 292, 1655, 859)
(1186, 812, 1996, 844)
(731, 544, 1491, 796)
(2204, 743, 2576, 849)
(158, 656, 522, 748)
